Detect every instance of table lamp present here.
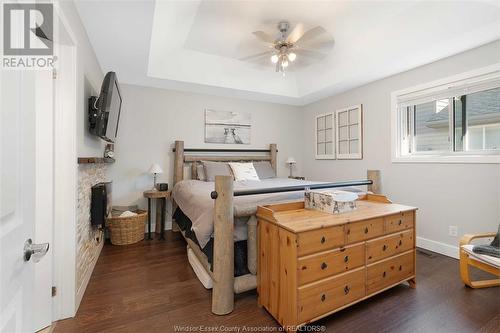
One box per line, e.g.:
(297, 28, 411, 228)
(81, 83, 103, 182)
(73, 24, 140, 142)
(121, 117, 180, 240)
(286, 157, 296, 178)
(148, 163, 163, 190)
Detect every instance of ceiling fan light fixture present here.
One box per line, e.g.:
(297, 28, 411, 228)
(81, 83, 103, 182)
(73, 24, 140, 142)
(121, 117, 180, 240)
(248, 21, 333, 76)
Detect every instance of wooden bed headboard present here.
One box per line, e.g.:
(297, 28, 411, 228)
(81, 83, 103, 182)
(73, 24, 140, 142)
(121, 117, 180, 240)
(172, 140, 277, 186)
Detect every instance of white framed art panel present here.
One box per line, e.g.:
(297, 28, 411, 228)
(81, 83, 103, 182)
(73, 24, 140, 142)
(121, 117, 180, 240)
(335, 104, 363, 159)
(315, 112, 336, 159)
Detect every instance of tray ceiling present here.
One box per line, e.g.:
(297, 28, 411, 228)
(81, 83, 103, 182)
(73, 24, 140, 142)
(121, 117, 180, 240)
(76, 0, 500, 105)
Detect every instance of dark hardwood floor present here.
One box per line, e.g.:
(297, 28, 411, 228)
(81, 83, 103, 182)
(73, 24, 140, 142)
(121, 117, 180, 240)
(55, 231, 500, 333)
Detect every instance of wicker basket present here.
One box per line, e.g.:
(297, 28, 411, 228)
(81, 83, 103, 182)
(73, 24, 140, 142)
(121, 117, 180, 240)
(107, 210, 147, 245)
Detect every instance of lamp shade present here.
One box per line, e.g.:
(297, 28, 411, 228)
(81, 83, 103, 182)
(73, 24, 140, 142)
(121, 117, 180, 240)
(148, 163, 163, 174)
(286, 157, 296, 164)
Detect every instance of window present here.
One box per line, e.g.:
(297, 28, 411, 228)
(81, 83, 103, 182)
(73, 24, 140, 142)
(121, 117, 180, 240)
(461, 88, 500, 151)
(315, 112, 335, 159)
(392, 65, 500, 163)
(336, 105, 363, 159)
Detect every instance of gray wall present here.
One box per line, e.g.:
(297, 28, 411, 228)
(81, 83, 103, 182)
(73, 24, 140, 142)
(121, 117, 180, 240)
(69, 0, 106, 158)
(302, 40, 500, 256)
(108, 84, 304, 227)
(78, 77, 106, 156)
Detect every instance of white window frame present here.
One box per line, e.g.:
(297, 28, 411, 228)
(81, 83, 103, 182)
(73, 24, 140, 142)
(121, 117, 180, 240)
(315, 112, 336, 159)
(391, 63, 500, 164)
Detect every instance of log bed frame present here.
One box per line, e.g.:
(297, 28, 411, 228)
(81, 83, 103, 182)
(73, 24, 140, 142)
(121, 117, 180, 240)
(172, 140, 381, 315)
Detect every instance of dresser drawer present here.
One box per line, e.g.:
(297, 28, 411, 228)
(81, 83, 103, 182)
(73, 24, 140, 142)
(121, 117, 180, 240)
(298, 243, 365, 285)
(385, 212, 414, 233)
(346, 218, 384, 243)
(298, 268, 365, 323)
(297, 226, 344, 256)
(366, 230, 414, 264)
(366, 251, 414, 295)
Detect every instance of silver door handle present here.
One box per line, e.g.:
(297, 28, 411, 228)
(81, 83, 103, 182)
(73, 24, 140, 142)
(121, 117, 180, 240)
(24, 239, 49, 263)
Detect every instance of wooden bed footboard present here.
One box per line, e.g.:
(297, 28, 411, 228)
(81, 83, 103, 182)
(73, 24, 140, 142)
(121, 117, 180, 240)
(172, 140, 277, 315)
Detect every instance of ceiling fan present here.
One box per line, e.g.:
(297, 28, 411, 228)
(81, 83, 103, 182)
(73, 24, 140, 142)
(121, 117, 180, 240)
(241, 21, 334, 75)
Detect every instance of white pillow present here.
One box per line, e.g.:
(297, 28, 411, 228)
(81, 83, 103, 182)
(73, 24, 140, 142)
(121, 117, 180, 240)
(228, 162, 260, 181)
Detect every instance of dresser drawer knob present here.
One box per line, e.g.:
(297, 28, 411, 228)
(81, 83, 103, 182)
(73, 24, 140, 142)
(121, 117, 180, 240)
(364, 227, 369, 234)
(398, 220, 402, 226)
(399, 240, 403, 246)
(321, 262, 328, 270)
(320, 236, 326, 244)
(321, 294, 326, 302)
(399, 265, 402, 271)
(383, 271, 386, 278)
(382, 245, 387, 251)
(344, 286, 350, 295)
(344, 255, 349, 263)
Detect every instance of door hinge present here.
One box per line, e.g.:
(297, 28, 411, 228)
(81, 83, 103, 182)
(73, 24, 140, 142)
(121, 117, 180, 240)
(52, 69, 57, 80)
(52, 286, 57, 297)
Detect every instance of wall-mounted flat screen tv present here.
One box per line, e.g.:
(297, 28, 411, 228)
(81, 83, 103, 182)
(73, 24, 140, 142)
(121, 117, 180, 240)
(88, 71, 122, 143)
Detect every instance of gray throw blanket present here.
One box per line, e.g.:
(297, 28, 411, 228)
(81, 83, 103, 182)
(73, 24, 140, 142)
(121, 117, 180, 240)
(473, 224, 500, 258)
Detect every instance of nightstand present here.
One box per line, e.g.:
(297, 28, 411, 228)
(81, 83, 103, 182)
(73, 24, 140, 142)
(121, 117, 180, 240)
(143, 190, 171, 240)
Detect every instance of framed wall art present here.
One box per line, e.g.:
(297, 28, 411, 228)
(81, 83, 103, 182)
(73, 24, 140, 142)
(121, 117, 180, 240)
(315, 112, 335, 159)
(335, 104, 363, 159)
(205, 109, 251, 144)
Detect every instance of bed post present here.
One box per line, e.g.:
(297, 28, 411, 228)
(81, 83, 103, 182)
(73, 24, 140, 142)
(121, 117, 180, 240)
(367, 170, 381, 194)
(270, 143, 277, 174)
(212, 175, 234, 315)
(191, 161, 198, 179)
(174, 140, 184, 184)
(172, 140, 184, 232)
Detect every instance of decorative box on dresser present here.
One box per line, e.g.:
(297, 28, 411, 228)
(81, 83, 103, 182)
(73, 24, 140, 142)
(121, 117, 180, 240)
(256, 194, 417, 330)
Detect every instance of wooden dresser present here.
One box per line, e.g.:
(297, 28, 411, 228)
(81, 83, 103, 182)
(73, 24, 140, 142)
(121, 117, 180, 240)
(256, 195, 417, 330)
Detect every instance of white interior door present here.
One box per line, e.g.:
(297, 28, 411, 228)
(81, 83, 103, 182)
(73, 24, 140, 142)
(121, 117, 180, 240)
(0, 68, 54, 332)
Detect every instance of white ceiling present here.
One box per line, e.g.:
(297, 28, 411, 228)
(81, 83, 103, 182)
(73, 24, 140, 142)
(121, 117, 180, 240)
(76, 0, 500, 105)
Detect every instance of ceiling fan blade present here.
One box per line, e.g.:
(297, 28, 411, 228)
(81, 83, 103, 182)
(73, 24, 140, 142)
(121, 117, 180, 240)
(239, 51, 273, 61)
(252, 31, 275, 44)
(285, 23, 305, 44)
(294, 48, 327, 60)
(295, 26, 328, 46)
(297, 38, 335, 51)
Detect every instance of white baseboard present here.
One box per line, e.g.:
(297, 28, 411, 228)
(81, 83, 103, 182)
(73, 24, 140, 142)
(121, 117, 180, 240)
(75, 240, 104, 311)
(416, 236, 459, 259)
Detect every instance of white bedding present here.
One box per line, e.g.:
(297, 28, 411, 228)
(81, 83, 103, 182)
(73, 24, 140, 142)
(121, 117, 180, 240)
(173, 178, 367, 248)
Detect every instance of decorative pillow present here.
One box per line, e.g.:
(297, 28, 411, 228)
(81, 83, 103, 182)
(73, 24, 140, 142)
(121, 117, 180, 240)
(202, 161, 233, 182)
(253, 161, 276, 179)
(228, 162, 260, 181)
(197, 164, 206, 181)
